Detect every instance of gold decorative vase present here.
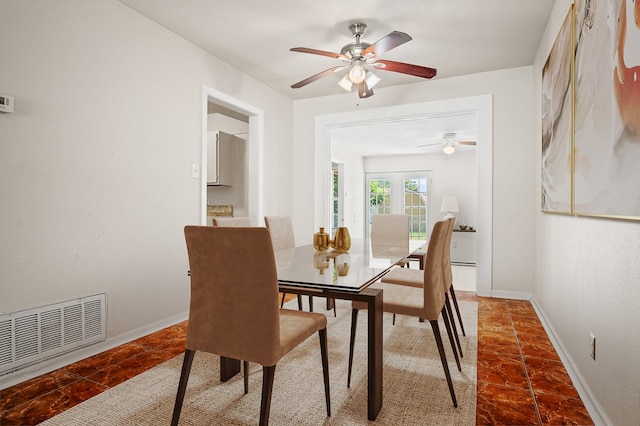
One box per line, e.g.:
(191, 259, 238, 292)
(331, 227, 351, 253)
(313, 227, 330, 251)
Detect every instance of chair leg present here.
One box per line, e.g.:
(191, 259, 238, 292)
(171, 349, 196, 426)
(445, 293, 463, 358)
(347, 308, 359, 388)
(309, 296, 314, 312)
(326, 297, 337, 317)
(243, 360, 249, 394)
(449, 284, 466, 336)
(259, 365, 276, 426)
(429, 320, 458, 408)
(319, 328, 331, 417)
(297, 295, 303, 310)
(280, 293, 286, 308)
(392, 313, 396, 325)
(441, 307, 462, 372)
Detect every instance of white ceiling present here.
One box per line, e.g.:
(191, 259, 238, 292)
(117, 0, 555, 155)
(330, 112, 479, 156)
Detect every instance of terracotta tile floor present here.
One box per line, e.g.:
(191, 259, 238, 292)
(0, 293, 593, 425)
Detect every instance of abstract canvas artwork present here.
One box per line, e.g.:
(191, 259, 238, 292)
(573, 0, 640, 219)
(542, 6, 574, 214)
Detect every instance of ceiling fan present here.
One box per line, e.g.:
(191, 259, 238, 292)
(418, 132, 477, 155)
(289, 23, 437, 98)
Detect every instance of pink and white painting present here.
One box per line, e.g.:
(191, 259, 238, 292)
(574, 0, 640, 219)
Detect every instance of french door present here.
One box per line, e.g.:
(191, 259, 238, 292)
(366, 171, 432, 242)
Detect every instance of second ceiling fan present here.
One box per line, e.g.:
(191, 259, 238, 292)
(419, 132, 477, 155)
(290, 23, 437, 98)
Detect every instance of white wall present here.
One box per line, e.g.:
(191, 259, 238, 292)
(532, 1, 640, 425)
(0, 0, 293, 386)
(293, 66, 535, 297)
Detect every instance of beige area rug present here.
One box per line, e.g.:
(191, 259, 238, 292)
(41, 298, 477, 425)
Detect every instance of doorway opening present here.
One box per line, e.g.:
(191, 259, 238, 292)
(200, 86, 264, 226)
(315, 95, 492, 296)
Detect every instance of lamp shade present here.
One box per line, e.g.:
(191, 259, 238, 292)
(440, 195, 459, 213)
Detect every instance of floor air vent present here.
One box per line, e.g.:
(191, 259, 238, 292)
(0, 293, 106, 376)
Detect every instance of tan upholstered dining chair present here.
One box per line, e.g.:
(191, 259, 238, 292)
(381, 217, 465, 359)
(441, 217, 465, 351)
(370, 214, 412, 268)
(212, 216, 252, 227)
(264, 215, 304, 310)
(347, 219, 460, 407)
(265, 215, 336, 316)
(172, 226, 331, 426)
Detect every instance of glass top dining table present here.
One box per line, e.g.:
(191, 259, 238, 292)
(274, 238, 410, 293)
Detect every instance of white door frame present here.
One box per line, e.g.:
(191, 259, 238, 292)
(314, 95, 493, 296)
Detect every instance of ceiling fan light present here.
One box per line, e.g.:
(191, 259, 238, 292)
(365, 70, 381, 89)
(443, 144, 455, 155)
(348, 64, 366, 84)
(338, 74, 353, 91)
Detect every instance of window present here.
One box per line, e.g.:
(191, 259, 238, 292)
(366, 171, 432, 241)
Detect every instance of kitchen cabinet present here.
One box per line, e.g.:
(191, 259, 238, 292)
(207, 131, 233, 186)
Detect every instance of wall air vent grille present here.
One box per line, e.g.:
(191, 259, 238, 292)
(0, 294, 106, 376)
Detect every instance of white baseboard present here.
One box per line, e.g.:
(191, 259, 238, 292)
(529, 297, 611, 426)
(490, 290, 532, 300)
(0, 311, 188, 390)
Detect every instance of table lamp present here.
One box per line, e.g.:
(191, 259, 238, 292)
(440, 195, 459, 219)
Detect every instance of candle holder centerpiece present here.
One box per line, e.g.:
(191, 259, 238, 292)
(314, 226, 351, 253)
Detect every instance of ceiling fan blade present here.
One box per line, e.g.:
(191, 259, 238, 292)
(458, 141, 477, 145)
(291, 66, 347, 89)
(417, 142, 444, 148)
(290, 47, 347, 60)
(357, 82, 374, 98)
(362, 31, 412, 58)
(373, 59, 437, 79)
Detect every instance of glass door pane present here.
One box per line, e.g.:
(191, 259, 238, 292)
(369, 178, 391, 216)
(404, 177, 429, 240)
(366, 172, 431, 242)
(367, 178, 391, 238)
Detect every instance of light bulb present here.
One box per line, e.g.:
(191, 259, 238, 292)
(348, 64, 366, 84)
(443, 144, 455, 155)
